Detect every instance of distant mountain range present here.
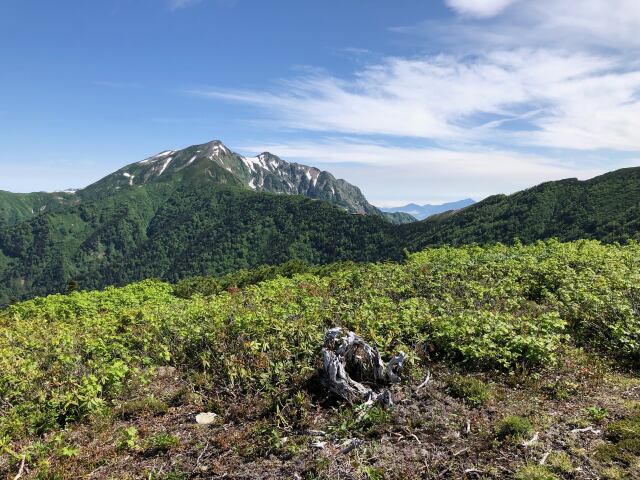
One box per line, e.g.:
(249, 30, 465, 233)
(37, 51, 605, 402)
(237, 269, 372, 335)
(380, 199, 476, 220)
(0, 138, 638, 304)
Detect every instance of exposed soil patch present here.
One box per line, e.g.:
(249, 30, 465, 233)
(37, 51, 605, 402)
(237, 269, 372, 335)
(3, 348, 639, 479)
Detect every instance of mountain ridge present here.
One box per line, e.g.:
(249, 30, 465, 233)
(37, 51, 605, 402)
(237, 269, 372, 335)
(0, 142, 639, 304)
(0, 139, 414, 226)
(78, 140, 408, 221)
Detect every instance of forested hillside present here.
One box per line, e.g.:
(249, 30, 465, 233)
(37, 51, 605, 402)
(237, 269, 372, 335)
(0, 160, 639, 304)
(403, 167, 640, 249)
(0, 184, 402, 304)
(0, 190, 77, 228)
(1, 241, 639, 479)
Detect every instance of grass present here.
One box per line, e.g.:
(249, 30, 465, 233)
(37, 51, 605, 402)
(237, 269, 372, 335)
(0, 240, 639, 478)
(495, 415, 534, 441)
(546, 451, 573, 474)
(144, 433, 180, 456)
(445, 374, 491, 407)
(514, 464, 559, 480)
(593, 410, 640, 477)
(117, 396, 169, 420)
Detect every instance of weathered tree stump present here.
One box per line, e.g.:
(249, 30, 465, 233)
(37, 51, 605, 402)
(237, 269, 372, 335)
(319, 327, 406, 407)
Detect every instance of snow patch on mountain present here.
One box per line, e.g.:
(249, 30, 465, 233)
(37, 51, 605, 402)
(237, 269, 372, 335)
(158, 157, 173, 176)
(122, 172, 135, 186)
(139, 150, 174, 165)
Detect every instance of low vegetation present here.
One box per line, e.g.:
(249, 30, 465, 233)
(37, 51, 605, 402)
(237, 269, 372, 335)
(2, 166, 639, 306)
(495, 415, 534, 442)
(444, 374, 491, 407)
(1, 240, 639, 478)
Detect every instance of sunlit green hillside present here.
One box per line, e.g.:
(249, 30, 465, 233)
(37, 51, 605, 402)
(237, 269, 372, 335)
(1, 240, 639, 479)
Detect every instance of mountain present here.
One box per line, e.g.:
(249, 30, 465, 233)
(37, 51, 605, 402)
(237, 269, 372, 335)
(81, 139, 403, 219)
(0, 190, 78, 228)
(0, 139, 413, 304)
(380, 198, 475, 220)
(0, 140, 412, 227)
(402, 167, 640, 249)
(0, 183, 403, 305)
(0, 138, 638, 305)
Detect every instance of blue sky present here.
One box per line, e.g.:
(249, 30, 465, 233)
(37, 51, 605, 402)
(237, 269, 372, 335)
(1, 0, 639, 204)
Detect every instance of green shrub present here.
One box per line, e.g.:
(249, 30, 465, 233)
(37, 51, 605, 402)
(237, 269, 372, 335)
(543, 379, 579, 400)
(547, 451, 573, 473)
(586, 406, 609, 423)
(514, 464, 559, 480)
(144, 433, 179, 455)
(496, 415, 533, 441)
(115, 427, 140, 452)
(2, 240, 640, 447)
(328, 405, 392, 438)
(445, 375, 491, 407)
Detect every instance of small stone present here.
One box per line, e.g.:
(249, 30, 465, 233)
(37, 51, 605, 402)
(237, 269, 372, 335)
(195, 412, 218, 425)
(156, 366, 177, 377)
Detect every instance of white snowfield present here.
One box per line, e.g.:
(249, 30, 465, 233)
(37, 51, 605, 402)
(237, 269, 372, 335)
(122, 172, 135, 186)
(139, 150, 174, 165)
(157, 157, 173, 176)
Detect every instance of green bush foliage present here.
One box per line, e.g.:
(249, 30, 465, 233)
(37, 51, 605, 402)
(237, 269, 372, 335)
(1, 240, 639, 445)
(445, 375, 491, 407)
(514, 464, 559, 480)
(144, 433, 179, 455)
(496, 415, 534, 441)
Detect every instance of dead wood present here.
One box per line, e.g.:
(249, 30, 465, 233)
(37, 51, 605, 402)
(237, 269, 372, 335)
(319, 327, 406, 407)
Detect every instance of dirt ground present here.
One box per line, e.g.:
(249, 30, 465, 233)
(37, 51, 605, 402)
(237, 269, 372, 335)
(2, 348, 640, 480)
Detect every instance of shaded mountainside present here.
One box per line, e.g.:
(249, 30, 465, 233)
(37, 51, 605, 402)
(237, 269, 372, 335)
(0, 183, 402, 304)
(380, 198, 475, 220)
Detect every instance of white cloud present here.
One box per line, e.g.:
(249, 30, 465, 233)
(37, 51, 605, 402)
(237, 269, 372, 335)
(526, 0, 640, 49)
(191, 0, 640, 202)
(194, 48, 640, 151)
(424, 0, 640, 51)
(240, 140, 612, 204)
(445, 0, 517, 18)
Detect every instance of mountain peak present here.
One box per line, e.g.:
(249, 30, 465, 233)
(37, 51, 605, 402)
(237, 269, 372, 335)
(205, 139, 227, 147)
(204, 140, 231, 156)
(80, 139, 384, 217)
